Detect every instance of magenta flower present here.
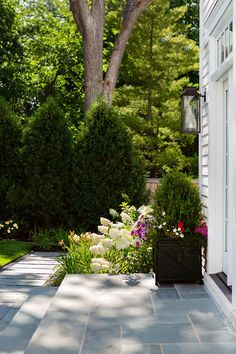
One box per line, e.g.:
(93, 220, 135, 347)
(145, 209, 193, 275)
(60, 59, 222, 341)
(195, 222, 208, 239)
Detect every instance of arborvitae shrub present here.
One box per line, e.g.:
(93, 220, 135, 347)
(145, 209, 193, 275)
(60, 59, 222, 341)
(21, 97, 73, 229)
(74, 100, 147, 230)
(0, 97, 22, 218)
(153, 171, 202, 232)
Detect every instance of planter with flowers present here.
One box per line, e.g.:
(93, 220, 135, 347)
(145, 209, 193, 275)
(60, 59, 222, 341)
(153, 171, 207, 284)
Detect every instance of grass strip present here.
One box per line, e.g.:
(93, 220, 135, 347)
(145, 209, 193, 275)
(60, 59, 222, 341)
(0, 240, 35, 267)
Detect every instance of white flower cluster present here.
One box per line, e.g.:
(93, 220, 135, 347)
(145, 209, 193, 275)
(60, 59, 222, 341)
(91, 258, 110, 272)
(89, 214, 134, 256)
(68, 204, 153, 274)
(0, 220, 18, 236)
(157, 211, 185, 239)
(172, 228, 184, 238)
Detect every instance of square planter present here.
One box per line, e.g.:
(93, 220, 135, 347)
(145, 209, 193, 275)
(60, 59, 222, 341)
(154, 238, 203, 285)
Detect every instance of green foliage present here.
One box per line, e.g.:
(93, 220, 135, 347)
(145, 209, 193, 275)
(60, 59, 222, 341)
(58, 235, 93, 275)
(14, 0, 84, 123)
(0, 97, 22, 218)
(114, 0, 199, 177)
(154, 171, 202, 232)
(73, 101, 147, 230)
(20, 97, 74, 229)
(31, 228, 69, 251)
(170, 0, 199, 43)
(107, 231, 155, 274)
(0, 0, 24, 107)
(147, 127, 198, 177)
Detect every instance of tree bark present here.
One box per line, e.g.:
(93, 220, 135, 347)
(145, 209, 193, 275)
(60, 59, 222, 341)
(70, 0, 154, 111)
(70, 0, 105, 111)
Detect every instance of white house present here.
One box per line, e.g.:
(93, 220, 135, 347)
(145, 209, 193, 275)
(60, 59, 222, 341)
(200, 0, 236, 327)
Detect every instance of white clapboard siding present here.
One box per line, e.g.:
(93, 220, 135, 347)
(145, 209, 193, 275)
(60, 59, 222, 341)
(200, 18, 210, 213)
(203, 0, 217, 22)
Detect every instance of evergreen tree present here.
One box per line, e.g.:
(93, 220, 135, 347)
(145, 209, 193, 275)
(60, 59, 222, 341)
(73, 100, 147, 230)
(21, 97, 73, 229)
(0, 97, 22, 218)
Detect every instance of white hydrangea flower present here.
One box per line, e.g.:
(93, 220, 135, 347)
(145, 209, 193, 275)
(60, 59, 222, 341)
(163, 222, 166, 226)
(109, 228, 120, 240)
(158, 225, 163, 229)
(98, 225, 109, 235)
(162, 211, 166, 216)
(100, 217, 111, 226)
(13, 223, 18, 229)
(101, 238, 113, 249)
(116, 222, 124, 228)
(121, 229, 131, 239)
(115, 236, 131, 250)
(5, 221, 10, 225)
(91, 258, 110, 272)
(138, 205, 153, 216)
(89, 244, 107, 255)
(7, 229, 11, 233)
(120, 212, 132, 224)
(90, 233, 104, 244)
(0, 224, 3, 228)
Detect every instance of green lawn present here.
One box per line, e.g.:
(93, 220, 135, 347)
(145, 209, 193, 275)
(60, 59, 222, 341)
(0, 240, 35, 267)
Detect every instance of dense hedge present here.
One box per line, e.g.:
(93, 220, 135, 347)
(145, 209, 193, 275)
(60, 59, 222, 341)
(153, 171, 202, 231)
(20, 97, 74, 229)
(0, 98, 147, 233)
(0, 97, 22, 218)
(73, 100, 147, 230)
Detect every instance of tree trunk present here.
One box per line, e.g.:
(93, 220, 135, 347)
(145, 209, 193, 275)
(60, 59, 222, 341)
(83, 33, 104, 111)
(70, 0, 105, 111)
(70, 0, 154, 111)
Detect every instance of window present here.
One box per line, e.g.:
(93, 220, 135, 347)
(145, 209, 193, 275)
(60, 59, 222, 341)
(217, 21, 233, 66)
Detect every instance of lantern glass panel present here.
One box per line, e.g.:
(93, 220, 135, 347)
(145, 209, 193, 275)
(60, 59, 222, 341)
(181, 94, 200, 133)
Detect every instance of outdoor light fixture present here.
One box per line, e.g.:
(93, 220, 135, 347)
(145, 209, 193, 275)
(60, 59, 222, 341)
(181, 87, 206, 134)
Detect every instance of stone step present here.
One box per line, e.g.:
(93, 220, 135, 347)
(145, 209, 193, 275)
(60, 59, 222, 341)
(1, 269, 55, 275)
(9, 264, 58, 269)
(0, 287, 58, 354)
(0, 279, 49, 287)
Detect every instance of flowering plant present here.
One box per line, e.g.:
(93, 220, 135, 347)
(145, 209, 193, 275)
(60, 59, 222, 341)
(0, 220, 19, 240)
(58, 203, 155, 275)
(153, 171, 208, 250)
(156, 210, 207, 249)
(87, 203, 155, 273)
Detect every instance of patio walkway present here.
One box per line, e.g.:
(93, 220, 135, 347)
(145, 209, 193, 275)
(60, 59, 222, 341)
(0, 254, 236, 353)
(0, 252, 59, 353)
(25, 274, 236, 354)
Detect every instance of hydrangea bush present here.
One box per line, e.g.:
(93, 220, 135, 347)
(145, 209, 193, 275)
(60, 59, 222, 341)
(58, 203, 155, 276)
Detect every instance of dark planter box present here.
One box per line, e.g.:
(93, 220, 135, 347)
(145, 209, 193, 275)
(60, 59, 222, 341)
(154, 238, 203, 285)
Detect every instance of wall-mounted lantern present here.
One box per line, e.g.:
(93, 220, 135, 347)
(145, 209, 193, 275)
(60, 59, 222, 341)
(181, 87, 206, 134)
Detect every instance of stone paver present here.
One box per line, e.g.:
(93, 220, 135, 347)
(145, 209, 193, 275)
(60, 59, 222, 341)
(25, 274, 236, 354)
(0, 251, 59, 351)
(0, 256, 236, 354)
